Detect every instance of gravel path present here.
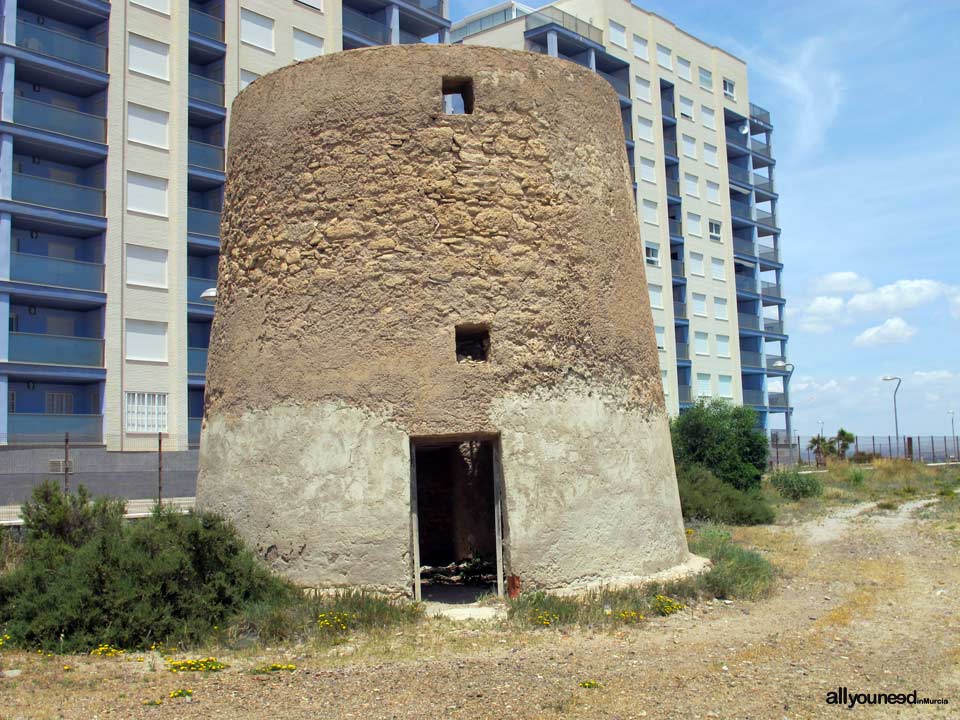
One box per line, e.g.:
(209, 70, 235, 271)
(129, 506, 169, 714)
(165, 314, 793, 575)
(2, 500, 957, 719)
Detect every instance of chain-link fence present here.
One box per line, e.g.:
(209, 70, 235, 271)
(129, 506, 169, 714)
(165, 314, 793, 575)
(769, 434, 960, 467)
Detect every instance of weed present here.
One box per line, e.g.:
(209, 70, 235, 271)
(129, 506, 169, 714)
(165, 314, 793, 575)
(251, 663, 296, 674)
(770, 469, 823, 500)
(688, 524, 776, 601)
(169, 688, 193, 698)
(578, 679, 603, 688)
(651, 594, 685, 616)
(166, 657, 228, 673)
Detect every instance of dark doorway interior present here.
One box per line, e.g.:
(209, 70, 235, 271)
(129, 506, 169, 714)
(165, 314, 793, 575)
(414, 439, 498, 603)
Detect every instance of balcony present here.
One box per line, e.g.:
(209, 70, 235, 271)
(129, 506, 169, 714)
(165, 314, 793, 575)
(342, 6, 390, 45)
(661, 99, 675, 120)
(190, 8, 224, 42)
(733, 238, 755, 256)
(750, 103, 771, 125)
(12, 173, 104, 216)
(757, 244, 780, 263)
(673, 301, 687, 319)
(663, 139, 678, 159)
(10, 252, 103, 291)
(730, 199, 752, 221)
(399, 28, 423, 44)
(751, 138, 772, 158)
(188, 277, 217, 304)
(598, 71, 629, 98)
(753, 174, 775, 194)
(735, 275, 757, 293)
(13, 96, 106, 143)
(740, 350, 763, 368)
(760, 281, 783, 299)
(766, 355, 788, 371)
(675, 342, 689, 361)
(727, 165, 751, 187)
(678, 384, 692, 403)
(666, 178, 680, 199)
(671, 259, 685, 277)
(188, 347, 208, 375)
(668, 219, 682, 237)
(16, 20, 108, 72)
(188, 207, 221, 237)
(406, 0, 444, 15)
(768, 392, 788, 407)
(725, 126, 748, 148)
(742, 388, 765, 406)
(7, 413, 103, 443)
(8, 332, 103, 367)
(755, 209, 777, 228)
(764, 318, 785, 334)
(188, 140, 224, 172)
(189, 74, 225, 106)
(188, 417, 202, 447)
(524, 6, 603, 44)
(737, 312, 760, 331)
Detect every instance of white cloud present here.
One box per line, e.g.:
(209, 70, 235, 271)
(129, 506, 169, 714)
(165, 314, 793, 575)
(798, 296, 845, 334)
(912, 370, 956, 385)
(817, 271, 872, 294)
(847, 280, 952, 315)
(852, 317, 917, 347)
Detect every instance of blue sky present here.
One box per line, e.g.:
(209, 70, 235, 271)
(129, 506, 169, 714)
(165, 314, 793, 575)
(450, 0, 960, 437)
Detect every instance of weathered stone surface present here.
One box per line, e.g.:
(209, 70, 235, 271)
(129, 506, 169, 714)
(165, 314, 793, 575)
(197, 45, 689, 595)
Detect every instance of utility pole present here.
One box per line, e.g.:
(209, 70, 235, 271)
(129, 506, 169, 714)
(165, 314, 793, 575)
(63, 432, 70, 494)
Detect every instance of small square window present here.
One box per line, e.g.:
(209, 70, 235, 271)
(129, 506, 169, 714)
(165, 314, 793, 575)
(455, 323, 489, 361)
(443, 77, 474, 115)
(645, 242, 660, 267)
(723, 78, 736, 99)
(709, 220, 722, 242)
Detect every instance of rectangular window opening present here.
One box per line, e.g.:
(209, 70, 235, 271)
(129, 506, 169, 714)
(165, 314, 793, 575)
(455, 323, 489, 362)
(443, 77, 474, 115)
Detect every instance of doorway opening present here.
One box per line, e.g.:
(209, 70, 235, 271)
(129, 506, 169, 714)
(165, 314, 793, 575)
(410, 437, 503, 603)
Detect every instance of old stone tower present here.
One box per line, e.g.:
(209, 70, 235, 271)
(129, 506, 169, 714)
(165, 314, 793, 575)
(197, 44, 691, 597)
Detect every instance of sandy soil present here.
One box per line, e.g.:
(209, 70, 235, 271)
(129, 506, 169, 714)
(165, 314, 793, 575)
(1, 499, 957, 719)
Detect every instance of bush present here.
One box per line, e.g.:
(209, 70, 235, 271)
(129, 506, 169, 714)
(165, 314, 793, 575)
(671, 399, 769, 491)
(688, 524, 775, 600)
(677, 464, 775, 525)
(0, 485, 292, 653)
(770, 468, 823, 500)
(846, 466, 866, 486)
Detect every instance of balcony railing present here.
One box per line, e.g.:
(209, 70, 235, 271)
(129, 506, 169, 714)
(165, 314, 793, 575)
(13, 96, 106, 143)
(758, 244, 780, 263)
(188, 140, 225, 171)
(188, 74, 225, 106)
(8, 332, 103, 366)
(735, 275, 757, 293)
(737, 312, 761, 331)
(678, 384, 692, 403)
(675, 342, 689, 361)
(406, 0, 444, 16)
(740, 350, 763, 368)
(524, 6, 603, 44)
(671, 259, 684, 277)
(342, 6, 390, 45)
(12, 173, 105, 216)
(750, 103, 771, 125)
(8, 413, 103, 443)
(188, 417, 202, 447)
(766, 355, 788, 371)
(665, 178, 680, 198)
(188, 277, 217, 303)
(188, 347, 208, 374)
(760, 281, 782, 298)
(742, 388, 765, 405)
(730, 199, 752, 220)
(188, 207, 221, 237)
(399, 28, 423, 44)
(755, 209, 777, 228)
(668, 219, 682, 237)
(727, 165, 751, 186)
(663, 139, 678, 157)
(753, 174, 775, 194)
(733, 238, 755, 256)
(661, 99, 675, 119)
(725, 126, 749, 147)
(751, 138, 772, 158)
(10, 252, 104, 291)
(190, 8, 224, 41)
(768, 392, 788, 407)
(764, 318, 784, 334)
(673, 301, 687, 319)
(598, 70, 629, 98)
(16, 20, 107, 72)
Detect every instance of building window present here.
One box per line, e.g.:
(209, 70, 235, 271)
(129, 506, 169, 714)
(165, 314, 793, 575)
(697, 372, 711, 397)
(125, 319, 168, 362)
(645, 241, 660, 266)
(455, 324, 489, 362)
(723, 78, 736, 99)
(128, 33, 169, 80)
(241, 8, 275, 51)
(714, 296, 728, 320)
(637, 116, 653, 142)
(718, 374, 733, 398)
(633, 35, 648, 60)
(293, 28, 324, 61)
(684, 173, 699, 196)
(442, 77, 474, 114)
(704, 143, 719, 167)
(126, 172, 168, 217)
(125, 391, 169, 433)
(296, 0, 324, 10)
(717, 334, 730, 357)
(127, 103, 168, 149)
(677, 57, 691, 81)
(682, 134, 696, 159)
(709, 220, 722, 242)
(692, 293, 707, 316)
(642, 199, 659, 225)
(46, 392, 74, 415)
(699, 67, 713, 90)
(702, 105, 716, 130)
(131, 0, 169, 13)
(126, 244, 168, 289)
(655, 325, 666, 350)
(639, 157, 656, 183)
(679, 96, 694, 120)
(635, 76, 651, 103)
(609, 20, 627, 48)
(689, 251, 704, 275)
(711, 257, 725, 280)
(687, 212, 702, 237)
(648, 283, 663, 309)
(656, 44, 672, 70)
(661, 369, 670, 395)
(240, 69, 260, 90)
(706, 181, 720, 204)
(695, 331, 709, 355)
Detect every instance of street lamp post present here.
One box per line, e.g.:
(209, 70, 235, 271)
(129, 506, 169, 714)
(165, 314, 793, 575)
(949, 410, 957, 459)
(882, 376, 901, 458)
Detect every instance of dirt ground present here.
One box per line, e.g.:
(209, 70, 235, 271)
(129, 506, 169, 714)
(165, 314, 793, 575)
(1, 497, 957, 719)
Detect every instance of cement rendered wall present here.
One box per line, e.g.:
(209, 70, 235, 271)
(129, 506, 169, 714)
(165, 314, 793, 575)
(197, 45, 690, 594)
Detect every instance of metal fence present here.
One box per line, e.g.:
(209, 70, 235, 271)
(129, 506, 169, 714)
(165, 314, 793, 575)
(770, 434, 960, 467)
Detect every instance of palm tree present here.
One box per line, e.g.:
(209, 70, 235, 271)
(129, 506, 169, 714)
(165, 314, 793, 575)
(834, 428, 856, 459)
(807, 435, 829, 466)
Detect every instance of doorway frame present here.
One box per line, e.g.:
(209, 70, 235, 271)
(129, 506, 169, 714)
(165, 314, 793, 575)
(409, 434, 505, 602)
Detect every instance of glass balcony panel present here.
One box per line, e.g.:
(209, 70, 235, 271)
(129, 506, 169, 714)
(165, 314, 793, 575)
(13, 96, 106, 143)
(188, 276, 216, 303)
(10, 252, 104, 291)
(188, 417, 202, 446)
(753, 174, 774, 193)
(742, 388, 765, 405)
(740, 350, 763, 368)
(766, 355, 787, 370)
(673, 301, 686, 319)
(677, 384, 692, 403)
(763, 318, 784, 334)
(727, 165, 751, 185)
(661, 99, 675, 118)
(12, 173, 104, 216)
(188, 74, 225, 106)
(524, 6, 603, 44)
(668, 219, 682, 237)
(733, 238, 755, 256)
(399, 28, 423, 44)
(188, 140, 224, 171)
(342, 6, 390, 44)
(725, 126, 749, 147)
(761, 281, 782, 298)
(666, 179, 680, 198)
(675, 342, 689, 360)
(755, 209, 777, 227)
(750, 103, 771, 125)
(16, 20, 107, 71)
(187, 207, 221, 237)
(8, 413, 103, 443)
(671, 260, 684, 277)
(729, 199, 752, 220)
(737, 313, 760, 331)
(406, 0, 444, 16)
(768, 392, 788, 407)
(751, 138, 772, 157)
(190, 8, 224, 41)
(735, 275, 757, 293)
(188, 347, 209, 374)
(663, 139, 678, 157)
(9, 332, 103, 366)
(598, 71, 629, 97)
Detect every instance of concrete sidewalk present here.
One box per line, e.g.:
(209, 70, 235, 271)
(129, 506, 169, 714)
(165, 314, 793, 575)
(0, 496, 196, 526)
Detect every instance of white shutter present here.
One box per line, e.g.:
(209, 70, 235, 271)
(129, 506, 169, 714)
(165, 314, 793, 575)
(125, 319, 167, 362)
(126, 245, 168, 288)
(241, 9, 275, 51)
(129, 34, 169, 80)
(126, 172, 168, 217)
(127, 103, 169, 148)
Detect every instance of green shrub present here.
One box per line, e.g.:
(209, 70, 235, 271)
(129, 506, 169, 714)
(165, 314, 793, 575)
(770, 468, 823, 500)
(671, 399, 769, 491)
(21, 481, 126, 548)
(688, 524, 775, 600)
(846, 466, 866, 486)
(677, 464, 775, 525)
